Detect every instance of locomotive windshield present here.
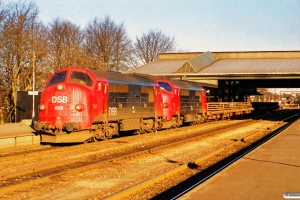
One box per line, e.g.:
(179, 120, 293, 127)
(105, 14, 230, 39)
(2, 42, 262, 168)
(47, 71, 67, 87)
(69, 71, 93, 87)
(157, 81, 172, 92)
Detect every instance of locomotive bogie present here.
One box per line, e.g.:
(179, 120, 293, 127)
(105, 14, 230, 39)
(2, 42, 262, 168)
(90, 122, 119, 141)
(141, 119, 156, 132)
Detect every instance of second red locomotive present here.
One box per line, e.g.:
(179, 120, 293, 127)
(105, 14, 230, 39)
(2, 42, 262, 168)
(34, 67, 253, 143)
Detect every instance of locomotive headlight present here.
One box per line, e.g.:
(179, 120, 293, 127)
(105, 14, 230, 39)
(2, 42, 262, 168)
(57, 84, 63, 91)
(39, 104, 46, 111)
(75, 103, 85, 112)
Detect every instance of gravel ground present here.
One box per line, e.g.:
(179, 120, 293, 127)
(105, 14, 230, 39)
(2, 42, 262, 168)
(0, 119, 284, 200)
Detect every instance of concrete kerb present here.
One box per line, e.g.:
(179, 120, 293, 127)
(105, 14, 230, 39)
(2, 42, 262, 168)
(0, 135, 40, 149)
(0, 120, 41, 149)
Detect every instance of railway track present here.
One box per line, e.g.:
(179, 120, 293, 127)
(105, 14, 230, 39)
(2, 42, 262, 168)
(0, 119, 258, 195)
(107, 110, 300, 200)
(0, 110, 297, 199)
(0, 146, 58, 159)
(166, 112, 300, 200)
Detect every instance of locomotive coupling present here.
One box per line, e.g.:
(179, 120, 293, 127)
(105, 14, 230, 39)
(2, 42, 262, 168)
(34, 122, 45, 131)
(65, 122, 78, 132)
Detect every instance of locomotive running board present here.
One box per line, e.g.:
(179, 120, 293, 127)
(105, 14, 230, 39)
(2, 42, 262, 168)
(40, 130, 93, 143)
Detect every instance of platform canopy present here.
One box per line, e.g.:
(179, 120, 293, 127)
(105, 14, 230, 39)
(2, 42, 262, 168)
(126, 51, 300, 88)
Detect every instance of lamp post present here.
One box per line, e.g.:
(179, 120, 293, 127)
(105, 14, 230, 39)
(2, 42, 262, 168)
(32, 51, 36, 119)
(30, 51, 47, 120)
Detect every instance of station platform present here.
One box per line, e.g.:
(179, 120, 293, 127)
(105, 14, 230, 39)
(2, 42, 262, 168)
(179, 119, 300, 200)
(0, 120, 39, 148)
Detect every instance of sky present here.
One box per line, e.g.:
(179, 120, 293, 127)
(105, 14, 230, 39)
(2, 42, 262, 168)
(4, 0, 300, 52)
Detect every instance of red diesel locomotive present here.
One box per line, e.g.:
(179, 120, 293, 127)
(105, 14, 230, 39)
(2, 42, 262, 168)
(34, 67, 253, 143)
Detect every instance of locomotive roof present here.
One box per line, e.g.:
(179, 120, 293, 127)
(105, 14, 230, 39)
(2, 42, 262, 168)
(88, 69, 157, 86)
(167, 79, 205, 91)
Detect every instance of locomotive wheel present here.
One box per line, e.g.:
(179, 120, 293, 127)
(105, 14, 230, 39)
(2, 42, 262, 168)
(105, 131, 112, 139)
(84, 137, 94, 144)
(227, 113, 231, 120)
(213, 114, 217, 121)
(200, 116, 206, 123)
(134, 128, 141, 135)
(222, 113, 226, 120)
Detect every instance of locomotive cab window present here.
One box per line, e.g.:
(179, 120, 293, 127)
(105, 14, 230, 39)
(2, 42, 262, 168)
(157, 82, 172, 92)
(47, 71, 67, 87)
(70, 71, 93, 87)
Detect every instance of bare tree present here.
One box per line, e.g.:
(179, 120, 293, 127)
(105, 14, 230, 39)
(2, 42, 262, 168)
(134, 29, 177, 64)
(0, 3, 180, 122)
(47, 18, 85, 71)
(0, 2, 8, 123)
(0, 1, 46, 122)
(84, 16, 133, 72)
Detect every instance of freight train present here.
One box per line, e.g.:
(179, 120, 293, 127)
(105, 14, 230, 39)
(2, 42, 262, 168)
(34, 67, 254, 143)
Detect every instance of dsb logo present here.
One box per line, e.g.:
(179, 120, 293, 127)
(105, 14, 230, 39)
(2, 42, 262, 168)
(52, 96, 68, 103)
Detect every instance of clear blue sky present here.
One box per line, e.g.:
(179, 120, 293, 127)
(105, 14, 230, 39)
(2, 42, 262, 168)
(5, 0, 300, 52)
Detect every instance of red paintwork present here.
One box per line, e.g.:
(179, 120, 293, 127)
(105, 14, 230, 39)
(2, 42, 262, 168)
(37, 67, 207, 137)
(92, 78, 108, 121)
(36, 67, 253, 144)
(201, 90, 208, 112)
(37, 67, 163, 133)
(155, 77, 207, 118)
(39, 67, 103, 130)
(155, 78, 180, 120)
(153, 85, 164, 118)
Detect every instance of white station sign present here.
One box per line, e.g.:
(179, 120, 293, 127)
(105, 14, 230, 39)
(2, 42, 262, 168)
(28, 91, 38, 95)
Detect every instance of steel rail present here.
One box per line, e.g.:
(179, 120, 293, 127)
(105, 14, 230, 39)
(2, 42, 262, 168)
(0, 118, 257, 177)
(0, 146, 57, 158)
(0, 120, 250, 180)
(0, 119, 259, 196)
(0, 110, 293, 198)
(105, 112, 299, 200)
(169, 113, 300, 200)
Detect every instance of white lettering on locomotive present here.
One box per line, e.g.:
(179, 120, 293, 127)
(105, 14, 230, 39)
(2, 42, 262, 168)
(52, 96, 68, 103)
(55, 106, 64, 110)
(109, 107, 118, 116)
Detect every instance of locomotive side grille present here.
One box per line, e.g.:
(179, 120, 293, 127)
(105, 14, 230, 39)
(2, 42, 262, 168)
(141, 86, 154, 102)
(109, 83, 129, 93)
(180, 94, 203, 114)
(107, 84, 156, 120)
(180, 89, 189, 96)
